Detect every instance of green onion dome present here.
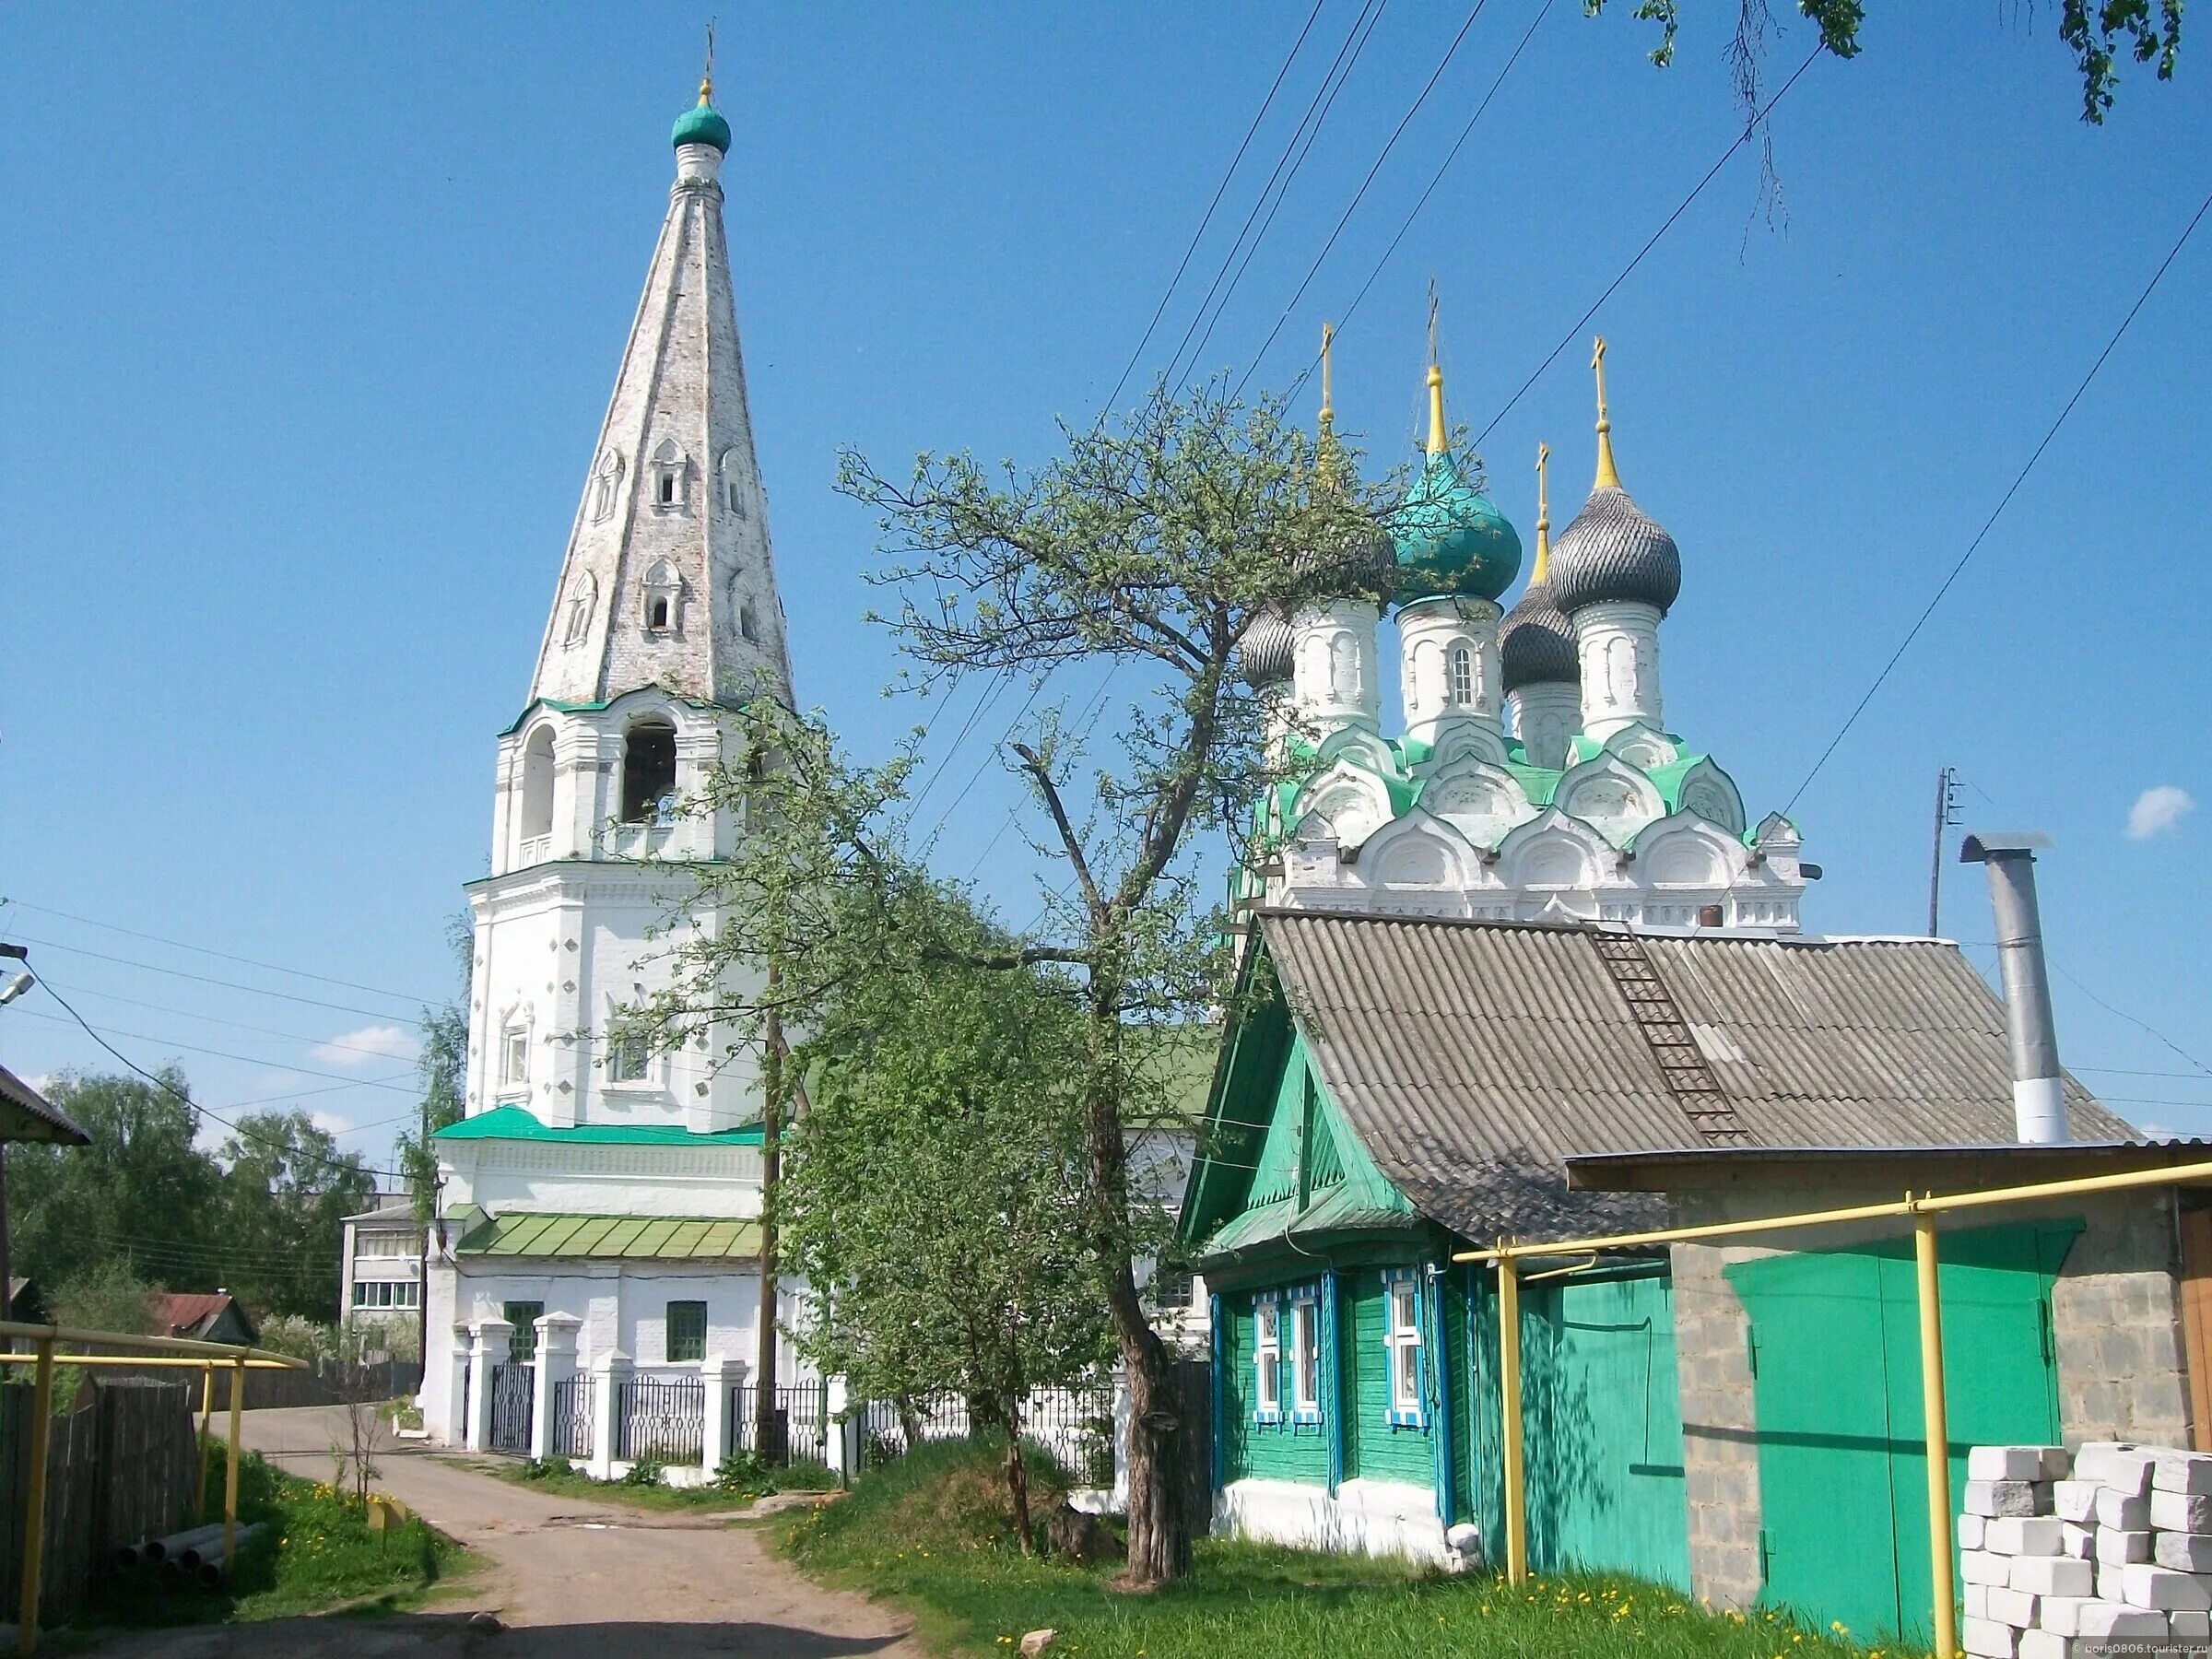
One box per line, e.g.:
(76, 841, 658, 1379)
(1391, 449, 1522, 606)
(673, 97, 732, 154)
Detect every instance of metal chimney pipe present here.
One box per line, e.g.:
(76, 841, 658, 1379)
(1959, 830, 2065, 1145)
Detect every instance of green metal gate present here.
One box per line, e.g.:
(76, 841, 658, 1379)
(1727, 1220, 2077, 1646)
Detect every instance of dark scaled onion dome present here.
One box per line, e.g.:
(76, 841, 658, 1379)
(1547, 487, 1681, 616)
(1391, 452, 1522, 606)
(1234, 606, 1296, 688)
(1499, 581, 1578, 691)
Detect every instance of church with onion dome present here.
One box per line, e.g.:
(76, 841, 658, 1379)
(1236, 332, 1812, 932)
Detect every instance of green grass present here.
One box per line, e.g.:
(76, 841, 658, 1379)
(777, 1436, 1923, 1659)
(87, 1444, 467, 1627)
(479, 1452, 841, 1512)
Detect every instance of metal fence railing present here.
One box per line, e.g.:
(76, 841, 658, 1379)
(853, 1382, 1116, 1486)
(549, 1372, 594, 1460)
(615, 1373, 703, 1465)
(729, 1382, 831, 1468)
(488, 1360, 535, 1455)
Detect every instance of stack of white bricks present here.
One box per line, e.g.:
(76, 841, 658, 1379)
(1960, 1441, 2212, 1658)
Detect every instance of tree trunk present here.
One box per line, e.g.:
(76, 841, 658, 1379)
(896, 1394, 924, 1453)
(754, 988, 783, 1452)
(1081, 974, 1191, 1589)
(1004, 1400, 1034, 1556)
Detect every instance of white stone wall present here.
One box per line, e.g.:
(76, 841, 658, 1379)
(439, 1139, 762, 1218)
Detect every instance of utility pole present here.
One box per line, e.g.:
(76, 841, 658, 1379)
(1928, 767, 1961, 936)
(752, 975, 783, 1458)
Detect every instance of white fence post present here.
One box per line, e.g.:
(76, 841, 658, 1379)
(700, 1356, 734, 1475)
(824, 1375, 850, 1479)
(443, 1324, 471, 1446)
(466, 1319, 512, 1452)
(531, 1314, 581, 1462)
(591, 1349, 630, 1477)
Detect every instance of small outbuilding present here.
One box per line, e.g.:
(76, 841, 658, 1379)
(1179, 911, 2191, 1643)
(156, 1291, 257, 1347)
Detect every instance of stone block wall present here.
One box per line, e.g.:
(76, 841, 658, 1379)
(1659, 1178, 2191, 1613)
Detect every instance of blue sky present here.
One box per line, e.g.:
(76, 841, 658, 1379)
(4, 3, 2208, 1173)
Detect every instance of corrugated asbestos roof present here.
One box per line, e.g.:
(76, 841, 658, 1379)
(454, 1211, 762, 1261)
(0, 1065, 88, 1147)
(1258, 911, 2135, 1241)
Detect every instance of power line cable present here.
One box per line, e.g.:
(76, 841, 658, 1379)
(1168, 0, 1394, 393)
(1780, 184, 2212, 816)
(36, 979, 427, 1063)
(6, 936, 433, 1028)
(31, 980, 410, 1183)
(0, 900, 439, 1006)
(1239, 0, 1554, 403)
(13, 1001, 422, 1095)
(1101, 0, 1332, 415)
(1233, 0, 1500, 398)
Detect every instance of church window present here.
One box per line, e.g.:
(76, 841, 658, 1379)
(606, 1022, 650, 1083)
(591, 452, 624, 524)
(561, 573, 596, 647)
(650, 439, 688, 512)
(738, 601, 757, 643)
(504, 1302, 543, 1362)
(665, 1300, 707, 1363)
(719, 448, 745, 516)
(619, 718, 678, 823)
(518, 727, 555, 853)
(642, 559, 679, 634)
(1449, 644, 1475, 706)
(500, 1025, 530, 1088)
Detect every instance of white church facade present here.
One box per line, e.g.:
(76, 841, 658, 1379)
(420, 79, 809, 1469)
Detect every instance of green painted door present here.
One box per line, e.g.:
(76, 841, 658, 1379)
(1728, 1221, 2076, 1647)
(1465, 1265, 1691, 1586)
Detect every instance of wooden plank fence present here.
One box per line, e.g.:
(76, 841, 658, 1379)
(92, 1357, 422, 1411)
(0, 1377, 198, 1621)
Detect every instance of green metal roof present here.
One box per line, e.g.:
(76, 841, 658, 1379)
(455, 1210, 762, 1261)
(432, 1104, 763, 1147)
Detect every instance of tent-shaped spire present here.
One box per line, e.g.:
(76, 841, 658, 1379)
(528, 83, 793, 710)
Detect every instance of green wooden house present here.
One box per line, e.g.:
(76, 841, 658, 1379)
(1178, 909, 2144, 1595)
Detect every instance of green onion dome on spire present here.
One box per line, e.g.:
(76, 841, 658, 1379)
(1390, 363, 1521, 606)
(673, 76, 732, 153)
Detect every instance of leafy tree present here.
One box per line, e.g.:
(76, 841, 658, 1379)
(218, 1111, 374, 1323)
(9, 1070, 223, 1293)
(781, 883, 1113, 1553)
(50, 1258, 159, 1337)
(836, 383, 1399, 1585)
(1590, 0, 2182, 125)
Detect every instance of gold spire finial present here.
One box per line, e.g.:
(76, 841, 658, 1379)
(1425, 280, 1447, 458)
(1315, 322, 1338, 487)
(1591, 335, 1620, 490)
(700, 19, 717, 104)
(1534, 441, 1551, 583)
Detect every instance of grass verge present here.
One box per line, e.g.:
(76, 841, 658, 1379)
(483, 1452, 841, 1512)
(777, 1435, 1919, 1659)
(87, 1444, 466, 1627)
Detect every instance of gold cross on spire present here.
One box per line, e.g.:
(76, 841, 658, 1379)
(1591, 335, 1620, 490)
(1534, 441, 1551, 582)
(1319, 321, 1335, 423)
(1425, 279, 1447, 459)
(700, 18, 717, 105)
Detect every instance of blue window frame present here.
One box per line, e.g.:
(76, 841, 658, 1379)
(1382, 1268, 1427, 1429)
(1252, 1291, 1283, 1425)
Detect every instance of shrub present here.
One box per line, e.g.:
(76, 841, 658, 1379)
(520, 1457, 576, 1482)
(619, 1457, 665, 1488)
(713, 1450, 771, 1492)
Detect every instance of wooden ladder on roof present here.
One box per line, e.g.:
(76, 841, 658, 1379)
(1588, 931, 1755, 1148)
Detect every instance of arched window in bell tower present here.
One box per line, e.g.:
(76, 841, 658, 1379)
(650, 439, 688, 512)
(590, 451, 624, 524)
(642, 559, 679, 634)
(719, 447, 746, 516)
(518, 726, 555, 853)
(620, 717, 678, 824)
(561, 573, 597, 648)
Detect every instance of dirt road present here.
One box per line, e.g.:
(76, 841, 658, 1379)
(75, 1406, 924, 1657)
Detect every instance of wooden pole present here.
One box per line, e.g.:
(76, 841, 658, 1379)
(1915, 1207, 1958, 1659)
(753, 978, 783, 1453)
(1497, 1252, 1527, 1586)
(17, 1337, 54, 1655)
(223, 1359, 244, 1575)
